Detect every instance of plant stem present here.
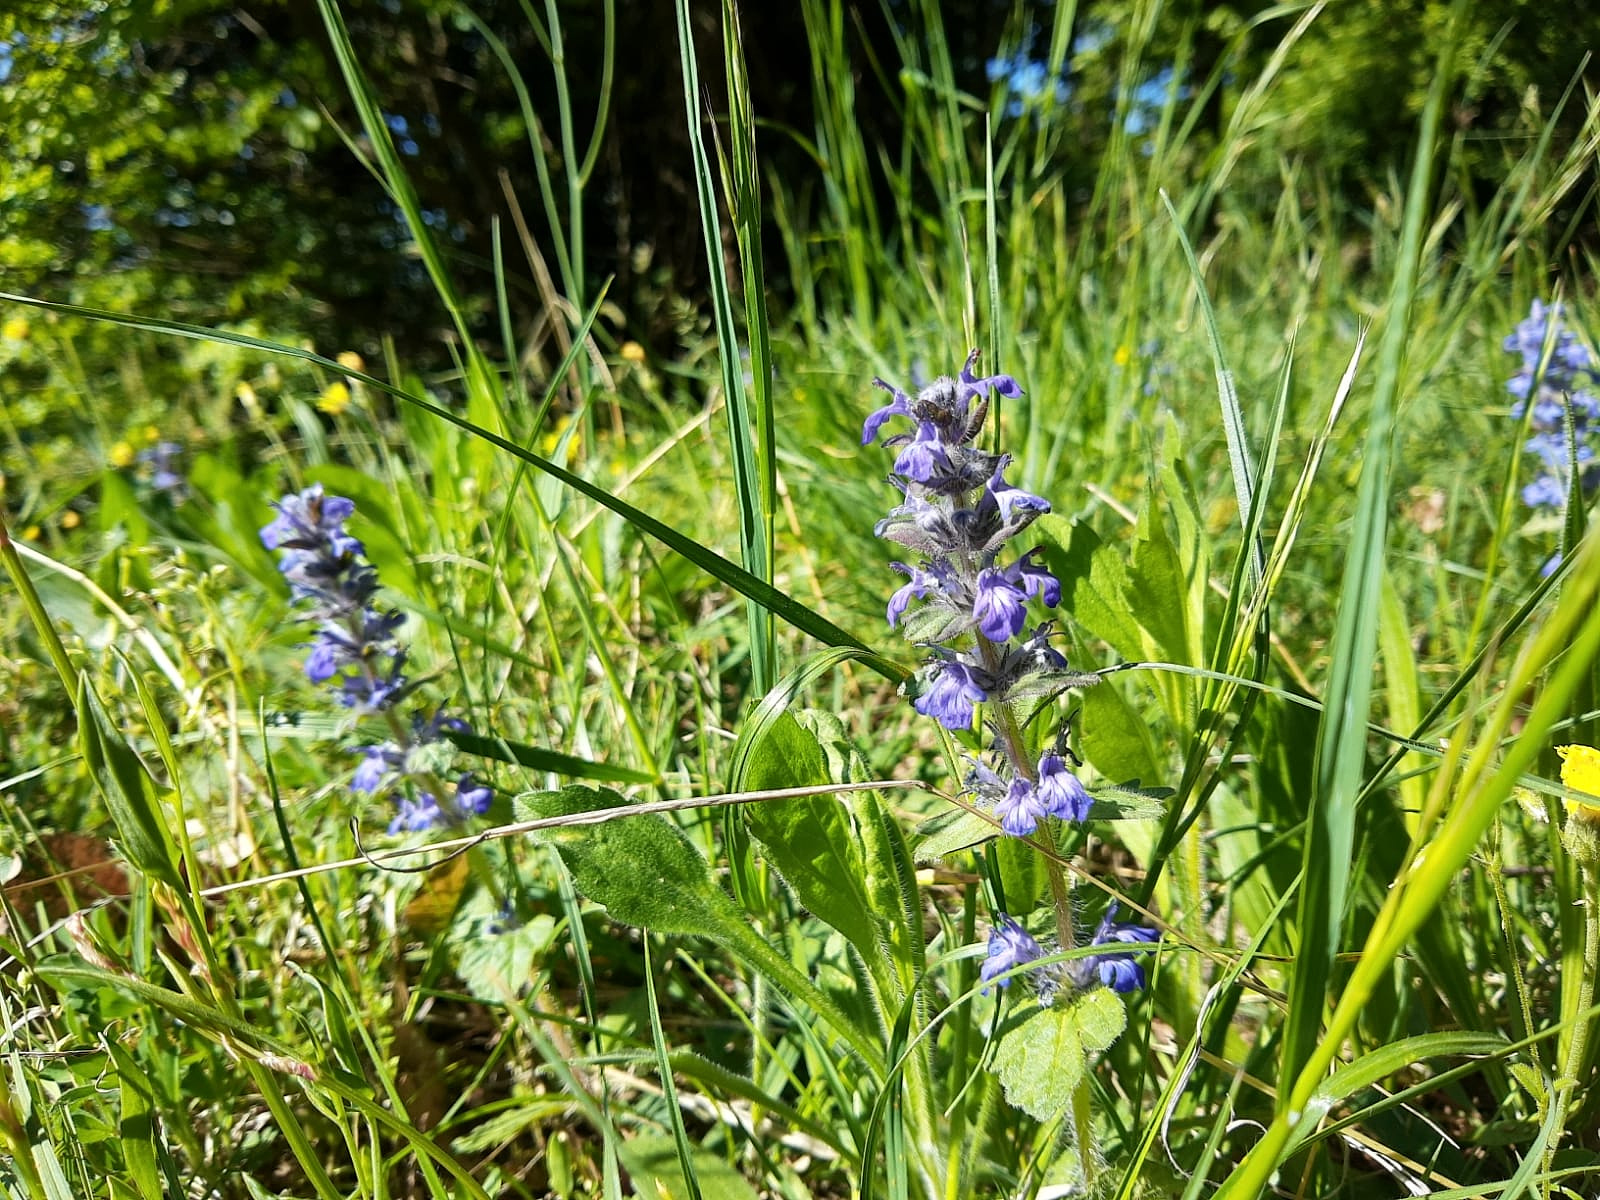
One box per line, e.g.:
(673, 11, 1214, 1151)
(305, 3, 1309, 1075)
(1546, 863, 1600, 1177)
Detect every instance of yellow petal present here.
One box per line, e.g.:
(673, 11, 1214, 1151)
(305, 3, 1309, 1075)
(1558, 745, 1600, 826)
(2, 317, 29, 342)
(1559, 745, 1600, 797)
(109, 441, 136, 468)
(316, 381, 352, 415)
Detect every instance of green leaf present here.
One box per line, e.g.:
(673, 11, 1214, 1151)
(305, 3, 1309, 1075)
(1126, 482, 1202, 674)
(736, 712, 885, 962)
(1077, 678, 1164, 787)
(104, 1041, 163, 1200)
(620, 1133, 761, 1200)
(74, 673, 181, 887)
(993, 989, 1127, 1121)
(447, 728, 657, 785)
(1038, 516, 1143, 661)
(1314, 1032, 1509, 1109)
(518, 787, 735, 938)
(452, 903, 559, 1002)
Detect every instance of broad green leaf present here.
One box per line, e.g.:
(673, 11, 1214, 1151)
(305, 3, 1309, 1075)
(453, 909, 559, 1002)
(74, 673, 181, 887)
(993, 989, 1127, 1121)
(1126, 483, 1201, 677)
(621, 1133, 761, 1200)
(518, 787, 733, 938)
(1038, 516, 1143, 662)
(517, 788, 886, 1072)
(738, 712, 884, 963)
(1077, 678, 1163, 784)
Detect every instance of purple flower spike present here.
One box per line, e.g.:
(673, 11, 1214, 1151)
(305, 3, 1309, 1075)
(980, 914, 1046, 991)
(1036, 754, 1092, 822)
(914, 657, 988, 729)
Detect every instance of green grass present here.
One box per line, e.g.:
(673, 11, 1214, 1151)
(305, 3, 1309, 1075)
(3, 2, 1600, 1197)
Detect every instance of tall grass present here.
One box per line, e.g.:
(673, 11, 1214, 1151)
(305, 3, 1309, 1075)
(2, 1, 1600, 1197)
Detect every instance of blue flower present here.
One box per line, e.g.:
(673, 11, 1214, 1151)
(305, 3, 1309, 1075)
(387, 773, 495, 834)
(1069, 905, 1159, 993)
(388, 791, 445, 834)
(914, 655, 989, 729)
(1505, 300, 1598, 524)
(972, 550, 1062, 642)
(862, 382, 914, 446)
(957, 350, 1024, 408)
(887, 560, 958, 628)
(455, 772, 493, 816)
(980, 914, 1046, 991)
(261, 485, 362, 566)
(1505, 300, 1591, 386)
(1036, 753, 1092, 822)
(995, 776, 1049, 836)
(972, 566, 1029, 642)
(982, 461, 1051, 525)
(351, 744, 397, 793)
(892, 420, 953, 484)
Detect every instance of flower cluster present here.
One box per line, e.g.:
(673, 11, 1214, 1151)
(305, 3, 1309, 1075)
(980, 906, 1160, 999)
(864, 349, 1097, 833)
(261, 484, 492, 833)
(868, 351, 1154, 1000)
(1505, 299, 1599, 512)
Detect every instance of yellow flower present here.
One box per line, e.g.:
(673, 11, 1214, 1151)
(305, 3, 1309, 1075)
(620, 341, 646, 364)
(336, 350, 365, 373)
(236, 381, 259, 409)
(142, 425, 160, 443)
(1558, 745, 1600, 827)
(109, 441, 136, 468)
(1113, 343, 1133, 367)
(60, 510, 81, 530)
(316, 380, 352, 415)
(21, 525, 40, 541)
(2, 317, 29, 342)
